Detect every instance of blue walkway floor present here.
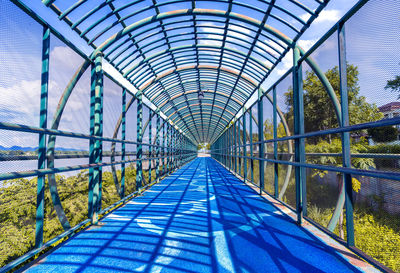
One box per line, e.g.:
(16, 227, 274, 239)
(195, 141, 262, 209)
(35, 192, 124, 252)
(25, 158, 370, 273)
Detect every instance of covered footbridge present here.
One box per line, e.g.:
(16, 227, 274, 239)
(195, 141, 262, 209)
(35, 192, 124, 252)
(0, 0, 399, 272)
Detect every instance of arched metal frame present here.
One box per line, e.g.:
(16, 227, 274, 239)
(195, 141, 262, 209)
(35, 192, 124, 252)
(3, 1, 399, 272)
(42, 0, 328, 144)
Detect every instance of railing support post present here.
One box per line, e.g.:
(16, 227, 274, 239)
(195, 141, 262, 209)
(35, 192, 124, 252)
(167, 123, 171, 173)
(156, 110, 160, 182)
(234, 121, 237, 173)
(36, 26, 50, 248)
(88, 51, 103, 225)
(273, 87, 279, 198)
(243, 108, 247, 181)
(250, 109, 254, 184)
(121, 88, 126, 198)
(136, 91, 143, 191)
(338, 22, 355, 246)
(293, 46, 306, 224)
(238, 118, 241, 176)
(162, 122, 166, 175)
(258, 95, 264, 194)
(149, 111, 152, 184)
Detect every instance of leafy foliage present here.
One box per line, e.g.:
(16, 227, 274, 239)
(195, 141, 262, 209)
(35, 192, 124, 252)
(0, 165, 138, 267)
(263, 119, 286, 140)
(284, 64, 383, 142)
(385, 75, 400, 99)
(305, 138, 375, 185)
(307, 204, 400, 272)
(368, 126, 398, 143)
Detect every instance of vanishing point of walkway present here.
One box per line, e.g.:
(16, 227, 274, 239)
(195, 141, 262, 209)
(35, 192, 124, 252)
(24, 158, 377, 273)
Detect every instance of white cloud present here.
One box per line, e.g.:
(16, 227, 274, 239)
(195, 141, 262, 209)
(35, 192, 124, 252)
(276, 49, 293, 76)
(50, 46, 83, 71)
(297, 39, 318, 52)
(301, 9, 342, 24)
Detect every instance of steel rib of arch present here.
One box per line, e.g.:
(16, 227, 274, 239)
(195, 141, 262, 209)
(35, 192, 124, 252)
(42, 0, 328, 143)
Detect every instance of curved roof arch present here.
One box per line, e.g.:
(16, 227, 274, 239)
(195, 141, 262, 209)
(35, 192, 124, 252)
(43, 0, 329, 144)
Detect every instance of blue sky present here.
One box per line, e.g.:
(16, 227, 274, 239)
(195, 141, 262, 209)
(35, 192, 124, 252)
(0, 0, 399, 148)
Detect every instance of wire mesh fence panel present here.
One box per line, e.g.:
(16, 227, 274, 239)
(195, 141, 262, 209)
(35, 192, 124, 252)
(151, 111, 157, 182)
(103, 77, 122, 139)
(124, 143, 137, 196)
(262, 94, 275, 195)
(0, 131, 38, 173)
(44, 169, 89, 242)
(305, 134, 342, 167)
(350, 127, 400, 271)
(0, 174, 37, 266)
(240, 117, 245, 179)
(0, 1, 41, 267)
(346, 0, 400, 128)
(305, 168, 345, 233)
(342, 2, 400, 270)
(101, 165, 121, 210)
(273, 72, 295, 206)
(301, 40, 340, 134)
(52, 137, 89, 168)
(142, 105, 150, 185)
(0, 0, 41, 127)
(275, 73, 293, 136)
(251, 104, 259, 186)
(48, 34, 89, 134)
(245, 110, 251, 182)
(277, 140, 295, 209)
(352, 176, 400, 272)
(125, 95, 137, 142)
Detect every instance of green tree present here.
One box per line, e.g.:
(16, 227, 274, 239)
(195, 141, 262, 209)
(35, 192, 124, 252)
(385, 75, 400, 98)
(263, 119, 286, 140)
(284, 64, 383, 143)
(368, 126, 398, 143)
(283, 64, 382, 238)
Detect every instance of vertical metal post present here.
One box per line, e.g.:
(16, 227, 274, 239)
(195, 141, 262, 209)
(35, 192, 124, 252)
(162, 122, 166, 175)
(88, 51, 103, 225)
(293, 46, 306, 224)
(177, 133, 180, 167)
(136, 91, 143, 191)
(167, 124, 170, 173)
(174, 131, 176, 169)
(225, 131, 228, 167)
(338, 23, 354, 246)
(180, 134, 182, 166)
(227, 127, 230, 170)
(273, 87, 279, 198)
(171, 128, 174, 171)
(238, 117, 241, 176)
(156, 111, 160, 182)
(225, 130, 228, 168)
(243, 109, 247, 181)
(234, 121, 237, 173)
(250, 109, 254, 184)
(230, 126, 233, 170)
(224, 131, 227, 167)
(36, 26, 50, 248)
(121, 88, 126, 198)
(172, 129, 176, 170)
(98, 59, 104, 214)
(149, 111, 152, 184)
(258, 96, 264, 194)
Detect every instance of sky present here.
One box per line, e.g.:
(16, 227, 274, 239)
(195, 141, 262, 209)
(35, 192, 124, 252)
(0, 0, 399, 148)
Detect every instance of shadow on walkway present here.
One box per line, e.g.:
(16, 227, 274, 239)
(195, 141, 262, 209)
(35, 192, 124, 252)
(24, 158, 369, 273)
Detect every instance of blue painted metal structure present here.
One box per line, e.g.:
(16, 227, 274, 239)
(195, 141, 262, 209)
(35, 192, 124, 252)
(22, 158, 380, 273)
(0, 0, 398, 272)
